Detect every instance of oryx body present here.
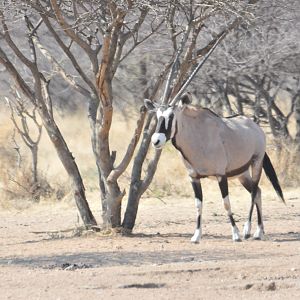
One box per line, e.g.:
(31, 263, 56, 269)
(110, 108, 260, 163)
(145, 96, 285, 243)
(172, 106, 265, 179)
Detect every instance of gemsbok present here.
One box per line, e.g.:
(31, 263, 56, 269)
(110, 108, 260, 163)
(144, 35, 285, 243)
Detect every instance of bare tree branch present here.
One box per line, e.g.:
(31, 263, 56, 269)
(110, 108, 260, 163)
(49, 0, 99, 73)
(107, 106, 147, 183)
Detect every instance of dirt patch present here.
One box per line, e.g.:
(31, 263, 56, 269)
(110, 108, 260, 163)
(0, 187, 299, 299)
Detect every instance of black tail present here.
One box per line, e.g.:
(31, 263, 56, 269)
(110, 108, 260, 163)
(263, 153, 285, 204)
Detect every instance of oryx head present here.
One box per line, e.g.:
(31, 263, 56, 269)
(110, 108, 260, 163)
(144, 93, 192, 149)
(143, 31, 225, 149)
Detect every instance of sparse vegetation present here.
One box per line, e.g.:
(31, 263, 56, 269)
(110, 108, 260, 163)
(0, 114, 70, 208)
(0, 2, 299, 299)
(266, 140, 300, 188)
(0, 106, 297, 211)
(0, 1, 299, 232)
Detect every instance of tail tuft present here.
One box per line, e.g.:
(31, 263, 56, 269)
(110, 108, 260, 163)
(263, 153, 285, 204)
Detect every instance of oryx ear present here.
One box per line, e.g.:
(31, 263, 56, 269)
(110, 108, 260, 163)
(179, 93, 192, 107)
(144, 99, 158, 112)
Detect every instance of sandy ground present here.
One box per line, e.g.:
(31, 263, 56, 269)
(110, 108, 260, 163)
(0, 186, 299, 300)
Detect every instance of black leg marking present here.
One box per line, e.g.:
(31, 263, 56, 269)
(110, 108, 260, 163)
(191, 181, 203, 200)
(251, 183, 258, 203)
(229, 215, 236, 227)
(248, 202, 254, 222)
(196, 215, 201, 230)
(256, 203, 262, 226)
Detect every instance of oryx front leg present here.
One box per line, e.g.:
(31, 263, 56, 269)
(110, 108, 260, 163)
(190, 178, 203, 243)
(218, 176, 241, 242)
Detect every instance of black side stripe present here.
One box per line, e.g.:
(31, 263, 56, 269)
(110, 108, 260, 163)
(171, 121, 193, 166)
(226, 158, 252, 177)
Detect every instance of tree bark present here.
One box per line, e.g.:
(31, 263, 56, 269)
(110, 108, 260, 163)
(122, 116, 155, 230)
(40, 108, 97, 226)
(295, 94, 300, 145)
(31, 144, 38, 184)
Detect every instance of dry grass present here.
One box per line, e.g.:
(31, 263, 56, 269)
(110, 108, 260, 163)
(0, 108, 70, 209)
(265, 139, 300, 187)
(0, 105, 298, 210)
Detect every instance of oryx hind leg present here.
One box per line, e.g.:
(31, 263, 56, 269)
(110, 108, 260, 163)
(190, 178, 203, 243)
(239, 167, 264, 240)
(251, 159, 264, 240)
(218, 176, 241, 242)
(238, 170, 256, 239)
(253, 188, 263, 239)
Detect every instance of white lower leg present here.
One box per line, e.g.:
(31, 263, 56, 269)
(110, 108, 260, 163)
(243, 220, 252, 238)
(223, 196, 241, 241)
(253, 225, 264, 240)
(191, 198, 202, 243)
(191, 228, 202, 243)
(232, 225, 241, 242)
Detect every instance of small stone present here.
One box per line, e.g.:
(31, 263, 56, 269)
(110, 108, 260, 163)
(244, 283, 254, 290)
(266, 281, 276, 291)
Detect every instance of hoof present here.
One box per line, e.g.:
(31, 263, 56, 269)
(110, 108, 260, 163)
(190, 238, 200, 244)
(233, 237, 242, 242)
(243, 221, 251, 239)
(253, 226, 264, 240)
(191, 229, 201, 243)
(232, 226, 241, 242)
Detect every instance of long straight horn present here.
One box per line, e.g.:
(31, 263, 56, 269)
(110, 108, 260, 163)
(169, 31, 226, 106)
(161, 25, 191, 105)
(161, 52, 180, 105)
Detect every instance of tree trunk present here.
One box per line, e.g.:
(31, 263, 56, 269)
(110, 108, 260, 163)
(295, 94, 300, 145)
(97, 163, 108, 224)
(122, 180, 143, 230)
(31, 144, 38, 184)
(122, 116, 154, 230)
(40, 108, 97, 227)
(107, 181, 123, 227)
(89, 108, 108, 225)
(95, 30, 126, 227)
